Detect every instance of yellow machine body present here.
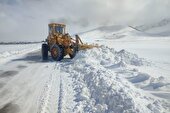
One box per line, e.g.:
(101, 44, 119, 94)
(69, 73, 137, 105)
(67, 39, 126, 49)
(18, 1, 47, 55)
(42, 23, 97, 61)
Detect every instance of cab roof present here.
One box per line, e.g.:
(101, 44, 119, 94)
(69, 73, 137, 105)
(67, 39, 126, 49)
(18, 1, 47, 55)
(48, 23, 66, 27)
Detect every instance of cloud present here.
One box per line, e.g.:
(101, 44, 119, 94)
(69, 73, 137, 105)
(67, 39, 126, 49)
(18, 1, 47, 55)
(0, 0, 169, 42)
(133, 0, 170, 25)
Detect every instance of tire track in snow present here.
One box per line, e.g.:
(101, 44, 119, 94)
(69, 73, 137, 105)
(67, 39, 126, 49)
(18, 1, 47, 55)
(37, 69, 59, 113)
(37, 74, 53, 113)
(37, 63, 64, 113)
(57, 75, 63, 113)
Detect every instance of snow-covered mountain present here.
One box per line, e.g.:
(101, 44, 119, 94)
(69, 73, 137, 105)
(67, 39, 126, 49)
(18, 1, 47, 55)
(135, 18, 170, 36)
(79, 18, 170, 43)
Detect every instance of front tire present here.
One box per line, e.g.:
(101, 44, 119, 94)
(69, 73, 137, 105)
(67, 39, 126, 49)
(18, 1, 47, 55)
(42, 44, 48, 61)
(69, 46, 77, 59)
(50, 44, 63, 61)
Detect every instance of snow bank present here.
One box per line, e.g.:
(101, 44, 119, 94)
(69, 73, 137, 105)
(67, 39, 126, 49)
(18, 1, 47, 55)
(115, 49, 150, 66)
(0, 43, 41, 63)
(60, 46, 168, 113)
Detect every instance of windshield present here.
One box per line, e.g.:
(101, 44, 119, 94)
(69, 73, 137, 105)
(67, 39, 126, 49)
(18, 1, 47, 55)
(55, 26, 63, 34)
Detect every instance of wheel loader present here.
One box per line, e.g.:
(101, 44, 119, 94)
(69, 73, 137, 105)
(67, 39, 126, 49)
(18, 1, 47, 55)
(42, 23, 97, 61)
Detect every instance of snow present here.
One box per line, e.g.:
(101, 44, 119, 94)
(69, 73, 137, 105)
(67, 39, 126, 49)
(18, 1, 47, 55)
(0, 19, 170, 113)
(128, 72, 150, 83)
(135, 18, 170, 36)
(59, 47, 169, 113)
(0, 43, 41, 63)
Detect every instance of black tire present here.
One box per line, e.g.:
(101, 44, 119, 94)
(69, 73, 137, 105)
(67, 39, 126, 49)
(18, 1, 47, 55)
(69, 46, 77, 59)
(50, 44, 63, 61)
(42, 43, 48, 61)
(59, 46, 64, 60)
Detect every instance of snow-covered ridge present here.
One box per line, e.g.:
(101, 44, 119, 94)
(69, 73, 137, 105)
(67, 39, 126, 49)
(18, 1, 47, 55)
(134, 18, 170, 36)
(80, 18, 170, 43)
(78, 25, 125, 36)
(0, 41, 41, 45)
(60, 46, 169, 113)
(136, 18, 170, 31)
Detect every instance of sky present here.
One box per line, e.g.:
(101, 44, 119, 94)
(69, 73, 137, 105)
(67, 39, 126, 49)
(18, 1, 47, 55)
(0, 0, 170, 42)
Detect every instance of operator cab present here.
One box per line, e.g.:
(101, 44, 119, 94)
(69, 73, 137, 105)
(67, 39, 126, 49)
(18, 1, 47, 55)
(48, 23, 66, 34)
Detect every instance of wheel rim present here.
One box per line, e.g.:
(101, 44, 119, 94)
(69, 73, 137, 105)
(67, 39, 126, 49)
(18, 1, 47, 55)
(51, 48, 58, 57)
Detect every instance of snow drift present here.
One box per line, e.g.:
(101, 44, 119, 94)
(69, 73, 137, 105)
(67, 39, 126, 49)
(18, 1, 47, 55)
(60, 46, 168, 113)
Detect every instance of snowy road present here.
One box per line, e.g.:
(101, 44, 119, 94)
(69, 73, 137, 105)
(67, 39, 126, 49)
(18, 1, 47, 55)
(0, 50, 75, 113)
(0, 45, 170, 113)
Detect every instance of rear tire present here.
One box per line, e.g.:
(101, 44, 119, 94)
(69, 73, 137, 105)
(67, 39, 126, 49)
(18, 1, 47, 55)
(42, 44, 48, 61)
(51, 44, 63, 61)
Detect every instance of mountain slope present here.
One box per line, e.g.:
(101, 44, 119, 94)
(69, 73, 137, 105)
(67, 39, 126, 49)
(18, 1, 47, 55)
(79, 18, 170, 43)
(135, 18, 170, 36)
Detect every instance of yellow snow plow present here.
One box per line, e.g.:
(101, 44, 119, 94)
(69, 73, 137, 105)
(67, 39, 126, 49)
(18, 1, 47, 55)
(42, 23, 98, 61)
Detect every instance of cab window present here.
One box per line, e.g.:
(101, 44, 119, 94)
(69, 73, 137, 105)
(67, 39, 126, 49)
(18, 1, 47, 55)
(55, 26, 63, 34)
